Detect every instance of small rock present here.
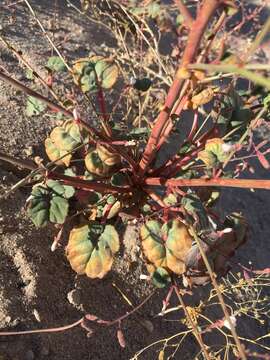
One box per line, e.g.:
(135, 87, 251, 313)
(4, 316, 11, 324)
(33, 309, 41, 322)
(25, 350, 34, 360)
(24, 146, 33, 157)
(67, 289, 81, 306)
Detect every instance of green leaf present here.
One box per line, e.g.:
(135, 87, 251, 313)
(264, 93, 270, 109)
(46, 56, 66, 72)
(49, 195, 69, 223)
(73, 56, 118, 92)
(212, 90, 253, 141)
(198, 138, 227, 168)
(147, 3, 161, 18)
(26, 96, 46, 116)
(176, 14, 184, 26)
(132, 78, 152, 92)
(44, 138, 72, 167)
(128, 127, 150, 137)
(25, 68, 34, 80)
(163, 193, 178, 206)
(27, 186, 50, 227)
(85, 150, 110, 176)
(181, 193, 209, 230)
(111, 172, 130, 187)
(152, 267, 171, 288)
(103, 200, 122, 219)
(46, 120, 88, 166)
(47, 178, 75, 199)
(27, 185, 69, 227)
(96, 145, 121, 166)
(106, 195, 116, 205)
(67, 222, 120, 278)
(50, 123, 82, 151)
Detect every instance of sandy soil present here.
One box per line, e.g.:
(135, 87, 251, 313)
(0, 1, 270, 359)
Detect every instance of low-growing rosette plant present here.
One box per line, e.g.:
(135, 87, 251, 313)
(21, 45, 260, 288)
(1, 0, 270, 357)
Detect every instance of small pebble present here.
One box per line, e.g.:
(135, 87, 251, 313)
(67, 289, 81, 306)
(4, 316, 11, 324)
(25, 350, 34, 360)
(33, 309, 41, 322)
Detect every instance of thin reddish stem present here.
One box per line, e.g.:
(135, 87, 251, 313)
(138, 0, 223, 177)
(174, 0, 195, 28)
(144, 177, 270, 190)
(0, 318, 84, 336)
(48, 172, 131, 194)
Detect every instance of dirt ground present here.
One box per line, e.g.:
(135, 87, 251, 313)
(0, 1, 270, 359)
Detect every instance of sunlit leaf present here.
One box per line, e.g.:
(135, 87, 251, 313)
(67, 222, 119, 278)
(198, 138, 228, 168)
(73, 56, 118, 92)
(45, 120, 88, 166)
(47, 179, 75, 199)
(140, 220, 193, 275)
(44, 138, 72, 167)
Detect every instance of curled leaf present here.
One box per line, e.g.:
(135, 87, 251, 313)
(97, 145, 121, 166)
(103, 200, 122, 219)
(140, 220, 193, 275)
(73, 56, 118, 92)
(191, 87, 215, 109)
(45, 120, 88, 166)
(85, 150, 110, 176)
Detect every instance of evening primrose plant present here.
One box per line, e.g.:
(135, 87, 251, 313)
(0, 1, 270, 357)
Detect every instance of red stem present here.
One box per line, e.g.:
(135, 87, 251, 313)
(144, 177, 270, 190)
(187, 110, 199, 142)
(0, 318, 84, 336)
(138, 0, 223, 177)
(48, 172, 131, 194)
(174, 0, 195, 28)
